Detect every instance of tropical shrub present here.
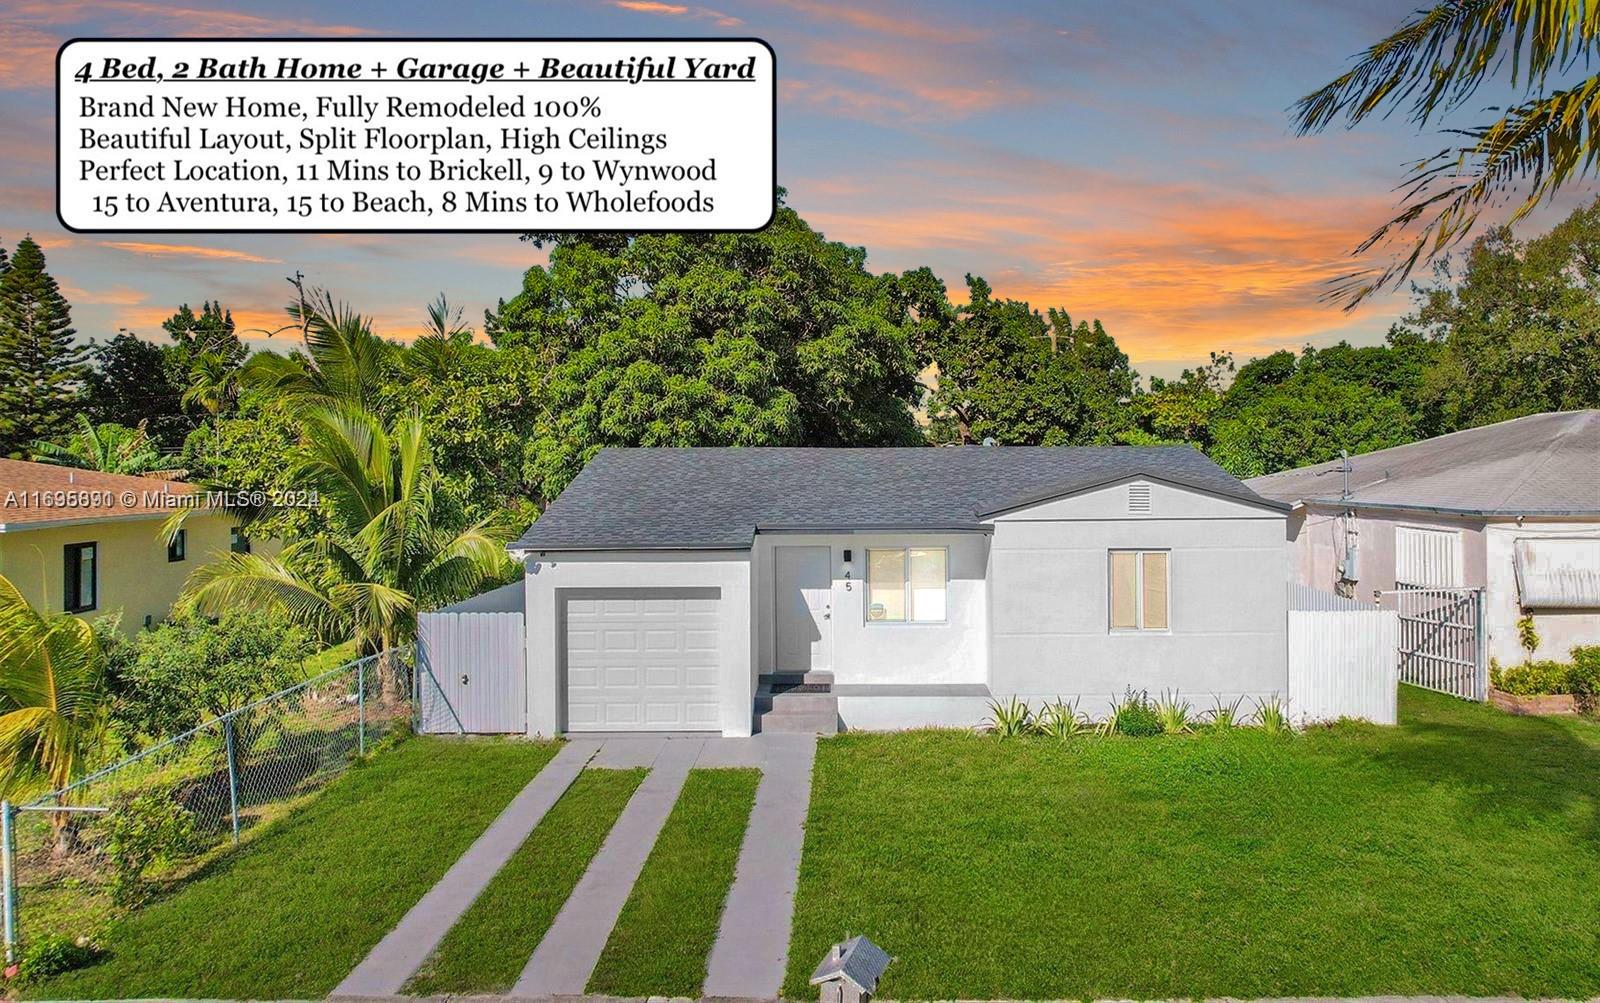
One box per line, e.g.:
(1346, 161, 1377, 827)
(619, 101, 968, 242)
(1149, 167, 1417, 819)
(1491, 658, 1580, 696)
(1036, 698, 1089, 739)
(1252, 695, 1291, 735)
(1103, 689, 1162, 737)
(1491, 647, 1600, 716)
(983, 696, 1033, 737)
(15, 934, 100, 985)
(99, 790, 200, 906)
(0, 575, 114, 851)
(1154, 691, 1193, 734)
(1206, 695, 1244, 731)
(110, 608, 313, 740)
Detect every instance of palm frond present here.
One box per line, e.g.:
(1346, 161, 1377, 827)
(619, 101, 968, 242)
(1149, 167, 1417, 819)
(180, 552, 345, 642)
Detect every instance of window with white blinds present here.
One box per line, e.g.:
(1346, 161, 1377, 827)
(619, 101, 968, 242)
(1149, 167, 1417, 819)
(1394, 525, 1463, 587)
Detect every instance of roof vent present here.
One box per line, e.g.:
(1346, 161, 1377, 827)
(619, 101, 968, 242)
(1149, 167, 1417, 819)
(1128, 482, 1151, 514)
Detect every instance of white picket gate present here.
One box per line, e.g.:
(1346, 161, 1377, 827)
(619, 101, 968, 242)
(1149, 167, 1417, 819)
(1380, 586, 1486, 702)
(1287, 584, 1399, 725)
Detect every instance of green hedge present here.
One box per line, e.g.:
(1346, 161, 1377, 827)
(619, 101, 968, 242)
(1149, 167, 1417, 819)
(1491, 645, 1600, 713)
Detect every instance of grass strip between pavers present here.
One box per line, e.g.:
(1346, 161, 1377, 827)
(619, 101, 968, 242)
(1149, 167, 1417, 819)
(587, 767, 762, 997)
(404, 766, 647, 996)
(28, 737, 559, 1001)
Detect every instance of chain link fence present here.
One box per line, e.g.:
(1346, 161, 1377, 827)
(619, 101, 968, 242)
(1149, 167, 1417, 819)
(0, 645, 462, 962)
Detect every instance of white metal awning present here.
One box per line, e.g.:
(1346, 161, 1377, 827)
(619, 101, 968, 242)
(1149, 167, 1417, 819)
(1514, 537, 1600, 608)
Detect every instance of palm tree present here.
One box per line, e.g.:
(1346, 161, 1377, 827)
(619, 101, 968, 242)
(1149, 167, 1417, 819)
(0, 575, 112, 853)
(1296, 2, 1600, 304)
(181, 350, 245, 417)
(241, 280, 393, 412)
(32, 415, 185, 478)
(399, 294, 485, 381)
(179, 406, 513, 692)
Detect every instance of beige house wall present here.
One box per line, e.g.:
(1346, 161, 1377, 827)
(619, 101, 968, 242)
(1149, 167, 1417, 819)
(0, 512, 242, 630)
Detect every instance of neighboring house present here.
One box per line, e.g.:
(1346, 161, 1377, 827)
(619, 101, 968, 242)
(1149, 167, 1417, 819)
(506, 446, 1290, 736)
(1247, 410, 1600, 667)
(0, 458, 252, 630)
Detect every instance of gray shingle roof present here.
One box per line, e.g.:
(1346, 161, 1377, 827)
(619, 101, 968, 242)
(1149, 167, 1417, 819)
(515, 445, 1284, 552)
(810, 935, 892, 992)
(1246, 410, 1600, 516)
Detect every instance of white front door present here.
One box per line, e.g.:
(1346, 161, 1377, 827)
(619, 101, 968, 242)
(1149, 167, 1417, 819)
(774, 545, 832, 672)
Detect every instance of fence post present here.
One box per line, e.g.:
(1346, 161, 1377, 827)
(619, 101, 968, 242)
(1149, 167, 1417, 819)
(223, 716, 240, 845)
(1475, 587, 1489, 702)
(358, 658, 367, 757)
(2, 800, 15, 965)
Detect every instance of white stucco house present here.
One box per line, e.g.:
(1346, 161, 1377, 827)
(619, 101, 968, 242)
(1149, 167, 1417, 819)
(492, 445, 1291, 737)
(1247, 410, 1600, 668)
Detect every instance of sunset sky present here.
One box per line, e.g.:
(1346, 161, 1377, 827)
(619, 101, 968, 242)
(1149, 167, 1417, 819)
(1, 0, 1583, 379)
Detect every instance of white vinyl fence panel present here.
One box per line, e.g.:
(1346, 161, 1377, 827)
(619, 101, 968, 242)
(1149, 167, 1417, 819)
(1287, 584, 1399, 725)
(417, 582, 527, 734)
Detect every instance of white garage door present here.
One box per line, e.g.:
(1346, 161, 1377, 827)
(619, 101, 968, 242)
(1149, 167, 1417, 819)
(564, 588, 722, 732)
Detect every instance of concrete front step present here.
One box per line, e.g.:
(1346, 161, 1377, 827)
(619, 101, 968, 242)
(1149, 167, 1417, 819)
(755, 690, 838, 714)
(763, 670, 835, 687)
(754, 709, 840, 734)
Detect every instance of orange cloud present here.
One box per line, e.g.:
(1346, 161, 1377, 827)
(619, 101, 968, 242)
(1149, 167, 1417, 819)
(799, 158, 1410, 367)
(609, 0, 742, 27)
(799, 43, 1021, 116)
(99, 241, 282, 265)
(771, 0, 983, 44)
(60, 283, 146, 307)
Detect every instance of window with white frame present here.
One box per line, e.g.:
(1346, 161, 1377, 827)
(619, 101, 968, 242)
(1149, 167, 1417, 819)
(1394, 525, 1463, 588)
(1109, 550, 1168, 631)
(866, 547, 947, 623)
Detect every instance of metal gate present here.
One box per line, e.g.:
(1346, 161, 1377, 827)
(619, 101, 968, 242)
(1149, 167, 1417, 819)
(1380, 586, 1486, 701)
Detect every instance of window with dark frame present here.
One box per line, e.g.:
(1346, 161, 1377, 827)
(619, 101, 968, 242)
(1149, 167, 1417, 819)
(230, 527, 252, 554)
(63, 542, 97, 613)
(167, 528, 187, 563)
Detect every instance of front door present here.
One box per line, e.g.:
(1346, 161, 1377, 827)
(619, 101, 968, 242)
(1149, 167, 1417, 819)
(774, 545, 832, 673)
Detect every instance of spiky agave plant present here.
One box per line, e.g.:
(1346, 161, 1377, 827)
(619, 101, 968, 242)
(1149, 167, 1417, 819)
(1206, 695, 1245, 732)
(1154, 690, 1193, 735)
(1036, 697, 1090, 739)
(1252, 695, 1292, 736)
(983, 696, 1033, 738)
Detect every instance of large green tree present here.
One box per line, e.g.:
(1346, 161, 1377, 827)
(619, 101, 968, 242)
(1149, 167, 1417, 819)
(1209, 374, 1418, 477)
(0, 238, 86, 457)
(919, 276, 1134, 445)
(488, 198, 924, 499)
(82, 331, 191, 449)
(1400, 198, 1600, 429)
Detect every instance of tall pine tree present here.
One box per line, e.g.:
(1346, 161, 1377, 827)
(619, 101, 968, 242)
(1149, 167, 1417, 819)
(0, 237, 86, 457)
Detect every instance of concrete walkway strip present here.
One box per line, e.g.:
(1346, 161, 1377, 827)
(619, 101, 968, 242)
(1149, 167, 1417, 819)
(703, 733, 819, 999)
(332, 739, 603, 998)
(513, 736, 707, 997)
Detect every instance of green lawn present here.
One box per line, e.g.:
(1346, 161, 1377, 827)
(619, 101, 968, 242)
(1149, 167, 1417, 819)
(30, 737, 559, 1000)
(784, 686, 1600, 1000)
(588, 768, 761, 997)
(404, 767, 646, 995)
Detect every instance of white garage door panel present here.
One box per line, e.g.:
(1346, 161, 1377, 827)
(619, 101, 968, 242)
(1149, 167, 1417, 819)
(564, 588, 722, 732)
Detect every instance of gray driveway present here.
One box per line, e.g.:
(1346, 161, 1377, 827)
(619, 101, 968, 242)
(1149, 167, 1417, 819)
(333, 733, 817, 1001)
